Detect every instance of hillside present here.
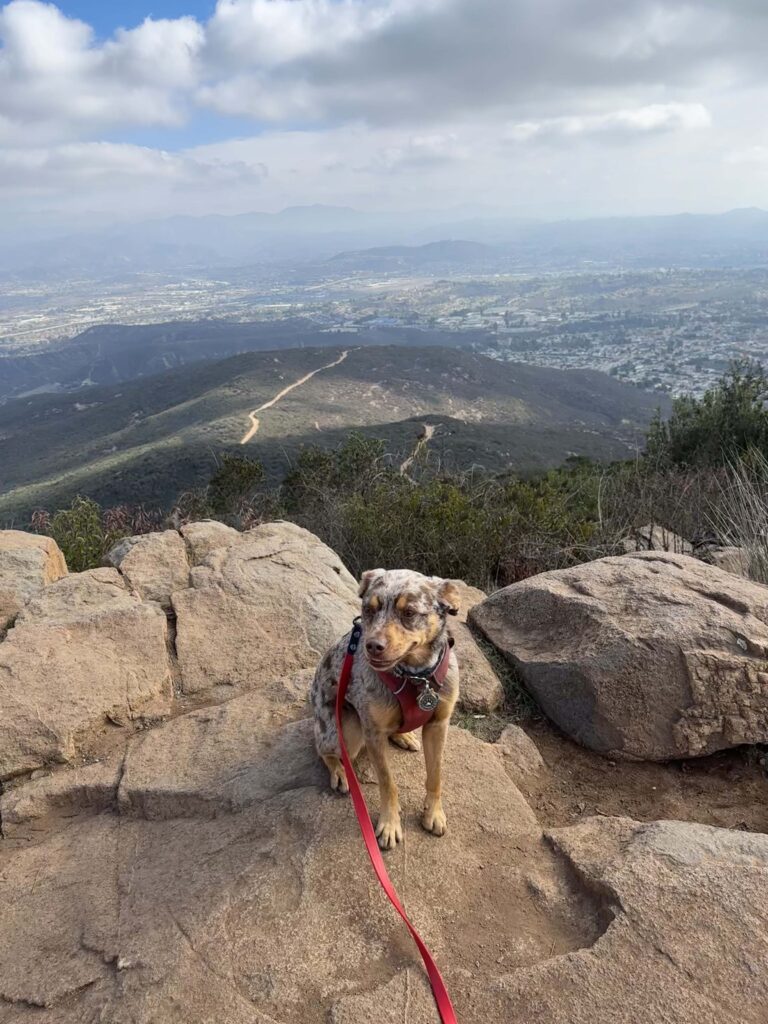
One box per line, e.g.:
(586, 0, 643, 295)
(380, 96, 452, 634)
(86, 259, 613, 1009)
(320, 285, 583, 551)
(0, 345, 665, 519)
(0, 319, 479, 403)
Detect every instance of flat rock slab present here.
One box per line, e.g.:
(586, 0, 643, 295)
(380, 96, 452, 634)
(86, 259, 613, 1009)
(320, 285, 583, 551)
(0, 569, 171, 780)
(494, 816, 768, 1024)
(471, 551, 768, 760)
(0, 724, 596, 1024)
(332, 816, 768, 1024)
(173, 521, 359, 695)
(0, 759, 121, 838)
(0, 531, 67, 630)
(2, 700, 766, 1024)
(118, 677, 315, 820)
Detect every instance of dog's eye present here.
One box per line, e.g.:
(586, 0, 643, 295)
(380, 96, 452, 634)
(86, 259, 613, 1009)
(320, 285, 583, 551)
(403, 608, 416, 619)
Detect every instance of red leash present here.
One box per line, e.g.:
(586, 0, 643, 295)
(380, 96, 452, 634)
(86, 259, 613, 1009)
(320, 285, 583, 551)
(335, 620, 458, 1024)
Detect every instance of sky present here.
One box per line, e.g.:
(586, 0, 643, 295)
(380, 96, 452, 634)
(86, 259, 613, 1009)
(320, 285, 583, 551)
(2, 0, 768, 230)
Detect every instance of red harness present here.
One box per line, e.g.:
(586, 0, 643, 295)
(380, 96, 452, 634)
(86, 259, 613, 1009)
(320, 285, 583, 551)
(376, 637, 454, 734)
(335, 619, 458, 1024)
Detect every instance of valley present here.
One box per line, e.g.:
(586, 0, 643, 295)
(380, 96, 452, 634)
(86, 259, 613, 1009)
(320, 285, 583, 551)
(0, 345, 665, 521)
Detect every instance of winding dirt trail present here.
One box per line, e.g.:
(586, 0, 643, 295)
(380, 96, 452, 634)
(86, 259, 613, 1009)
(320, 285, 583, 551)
(239, 349, 350, 444)
(400, 422, 437, 478)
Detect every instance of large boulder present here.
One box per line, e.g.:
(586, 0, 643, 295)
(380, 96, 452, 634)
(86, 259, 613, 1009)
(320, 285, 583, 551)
(0, 568, 171, 779)
(0, 530, 67, 630)
(172, 521, 359, 695)
(452, 621, 505, 713)
(470, 551, 768, 760)
(447, 581, 506, 712)
(106, 530, 190, 608)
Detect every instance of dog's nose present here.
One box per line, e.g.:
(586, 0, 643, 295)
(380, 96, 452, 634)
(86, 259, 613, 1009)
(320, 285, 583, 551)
(366, 639, 386, 656)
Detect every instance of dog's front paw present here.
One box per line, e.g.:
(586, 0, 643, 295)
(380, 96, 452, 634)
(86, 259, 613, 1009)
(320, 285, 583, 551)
(422, 801, 447, 837)
(390, 731, 421, 752)
(375, 813, 403, 850)
(329, 764, 349, 794)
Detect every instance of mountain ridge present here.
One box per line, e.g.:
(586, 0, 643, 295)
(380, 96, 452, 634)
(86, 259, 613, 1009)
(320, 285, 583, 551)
(0, 344, 666, 520)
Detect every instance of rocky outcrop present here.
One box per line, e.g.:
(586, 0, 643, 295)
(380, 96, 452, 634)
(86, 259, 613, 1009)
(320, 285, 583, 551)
(0, 724, 594, 1024)
(172, 521, 359, 696)
(2, 720, 765, 1024)
(0, 759, 121, 837)
(106, 530, 189, 608)
(471, 550, 768, 760)
(118, 674, 314, 820)
(0, 530, 67, 630)
(2, 523, 767, 1024)
(0, 569, 171, 779)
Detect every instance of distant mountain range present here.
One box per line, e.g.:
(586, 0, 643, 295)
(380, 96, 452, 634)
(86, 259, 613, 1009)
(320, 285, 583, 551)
(2, 206, 768, 283)
(328, 239, 497, 272)
(0, 345, 666, 521)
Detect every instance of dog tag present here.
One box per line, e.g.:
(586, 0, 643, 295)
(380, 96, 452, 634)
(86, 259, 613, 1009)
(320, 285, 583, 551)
(417, 685, 440, 712)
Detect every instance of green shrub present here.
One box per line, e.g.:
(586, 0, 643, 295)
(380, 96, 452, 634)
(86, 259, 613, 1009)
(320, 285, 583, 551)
(36, 496, 121, 572)
(208, 452, 265, 515)
(646, 359, 768, 468)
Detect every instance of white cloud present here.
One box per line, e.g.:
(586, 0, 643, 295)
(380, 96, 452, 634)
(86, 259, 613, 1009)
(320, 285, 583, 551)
(0, 140, 265, 194)
(1, 0, 768, 222)
(0, 0, 764, 141)
(0, 1, 204, 142)
(507, 103, 712, 145)
(204, 0, 401, 69)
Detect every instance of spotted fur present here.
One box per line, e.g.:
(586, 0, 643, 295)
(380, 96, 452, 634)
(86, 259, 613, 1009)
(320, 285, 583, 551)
(311, 569, 460, 850)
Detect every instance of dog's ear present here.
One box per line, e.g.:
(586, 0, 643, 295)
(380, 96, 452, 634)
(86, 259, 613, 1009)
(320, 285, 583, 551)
(359, 569, 384, 598)
(436, 579, 461, 616)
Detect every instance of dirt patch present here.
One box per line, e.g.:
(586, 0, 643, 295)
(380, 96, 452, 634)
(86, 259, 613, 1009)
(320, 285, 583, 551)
(515, 718, 768, 834)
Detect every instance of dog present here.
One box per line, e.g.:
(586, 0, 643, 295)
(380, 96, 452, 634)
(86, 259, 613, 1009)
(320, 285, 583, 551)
(311, 569, 460, 849)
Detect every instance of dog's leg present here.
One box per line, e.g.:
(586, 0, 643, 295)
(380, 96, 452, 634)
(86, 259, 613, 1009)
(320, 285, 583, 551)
(390, 730, 421, 752)
(364, 728, 402, 849)
(421, 718, 449, 836)
(316, 707, 363, 795)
